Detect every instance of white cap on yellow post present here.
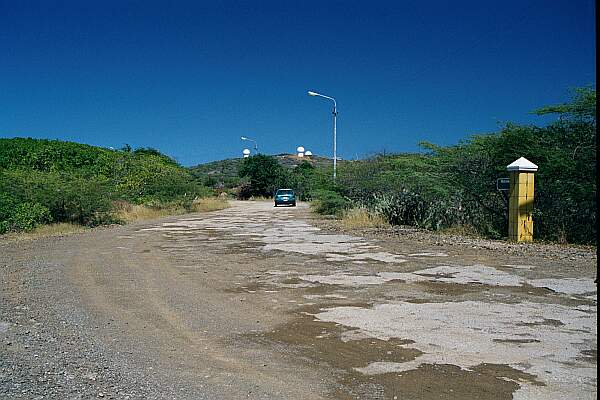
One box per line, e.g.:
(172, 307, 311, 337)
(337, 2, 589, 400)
(506, 157, 538, 172)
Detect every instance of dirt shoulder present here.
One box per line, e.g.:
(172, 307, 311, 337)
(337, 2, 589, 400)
(311, 217, 597, 277)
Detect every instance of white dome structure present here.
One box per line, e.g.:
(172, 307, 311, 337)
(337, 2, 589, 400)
(297, 146, 305, 157)
(304, 150, 313, 157)
(242, 148, 251, 158)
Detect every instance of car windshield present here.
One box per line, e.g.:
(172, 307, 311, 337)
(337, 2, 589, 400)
(276, 190, 293, 196)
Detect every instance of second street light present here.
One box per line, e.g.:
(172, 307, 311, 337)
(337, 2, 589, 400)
(308, 90, 338, 180)
(240, 136, 258, 154)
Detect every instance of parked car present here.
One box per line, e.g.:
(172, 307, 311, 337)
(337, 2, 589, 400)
(274, 189, 296, 207)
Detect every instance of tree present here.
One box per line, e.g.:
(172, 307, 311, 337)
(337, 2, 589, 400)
(419, 87, 596, 242)
(533, 87, 596, 122)
(290, 161, 316, 200)
(238, 155, 288, 198)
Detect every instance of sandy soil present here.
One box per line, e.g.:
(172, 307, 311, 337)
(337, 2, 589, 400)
(0, 200, 596, 399)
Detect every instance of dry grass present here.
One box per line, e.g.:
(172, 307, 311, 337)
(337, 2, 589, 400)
(3, 223, 89, 241)
(114, 202, 187, 223)
(114, 198, 230, 223)
(191, 197, 230, 213)
(341, 207, 390, 230)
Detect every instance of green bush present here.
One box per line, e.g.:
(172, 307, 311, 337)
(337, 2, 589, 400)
(6, 202, 52, 232)
(421, 88, 596, 243)
(312, 190, 350, 216)
(0, 139, 212, 233)
(0, 170, 115, 226)
(316, 88, 596, 244)
(0, 192, 17, 223)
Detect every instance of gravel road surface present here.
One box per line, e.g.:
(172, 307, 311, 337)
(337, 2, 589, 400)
(1, 201, 596, 399)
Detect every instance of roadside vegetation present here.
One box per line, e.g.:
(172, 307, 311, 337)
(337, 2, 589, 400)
(340, 207, 390, 230)
(223, 87, 595, 244)
(190, 197, 230, 213)
(2, 88, 594, 244)
(0, 139, 221, 235)
(113, 197, 229, 223)
(1, 222, 89, 241)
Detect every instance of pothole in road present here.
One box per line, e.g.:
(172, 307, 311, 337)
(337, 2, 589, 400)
(360, 363, 542, 400)
(224, 277, 319, 294)
(414, 280, 554, 298)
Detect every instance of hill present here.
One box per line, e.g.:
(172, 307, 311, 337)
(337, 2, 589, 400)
(189, 153, 335, 187)
(0, 137, 209, 233)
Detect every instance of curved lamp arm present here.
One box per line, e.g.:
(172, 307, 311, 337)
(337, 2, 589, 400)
(308, 91, 336, 109)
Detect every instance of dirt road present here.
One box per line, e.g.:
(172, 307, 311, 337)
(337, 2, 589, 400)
(1, 201, 596, 399)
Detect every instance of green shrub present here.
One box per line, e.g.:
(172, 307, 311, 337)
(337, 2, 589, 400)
(312, 190, 350, 216)
(0, 139, 213, 233)
(0, 192, 17, 223)
(421, 88, 596, 243)
(317, 88, 596, 244)
(7, 202, 53, 232)
(0, 170, 115, 227)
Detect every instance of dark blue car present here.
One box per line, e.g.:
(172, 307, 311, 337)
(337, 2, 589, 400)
(274, 189, 296, 207)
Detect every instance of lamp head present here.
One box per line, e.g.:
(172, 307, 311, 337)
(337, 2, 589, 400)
(307, 91, 318, 96)
(241, 136, 247, 140)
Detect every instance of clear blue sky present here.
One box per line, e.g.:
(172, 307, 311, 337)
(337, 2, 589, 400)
(0, 0, 595, 166)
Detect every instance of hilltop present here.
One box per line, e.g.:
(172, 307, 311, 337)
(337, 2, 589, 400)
(189, 153, 335, 187)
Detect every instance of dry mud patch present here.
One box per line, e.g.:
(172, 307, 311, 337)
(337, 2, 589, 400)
(250, 303, 545, 400)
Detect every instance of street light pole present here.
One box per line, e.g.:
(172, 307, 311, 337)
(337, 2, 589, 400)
(308, 90, 337, 180)
(332, 102, 337, 180)
(240, 136, 258, 154)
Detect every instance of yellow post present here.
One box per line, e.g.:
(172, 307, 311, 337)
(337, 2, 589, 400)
(507, 157, 538, 242)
